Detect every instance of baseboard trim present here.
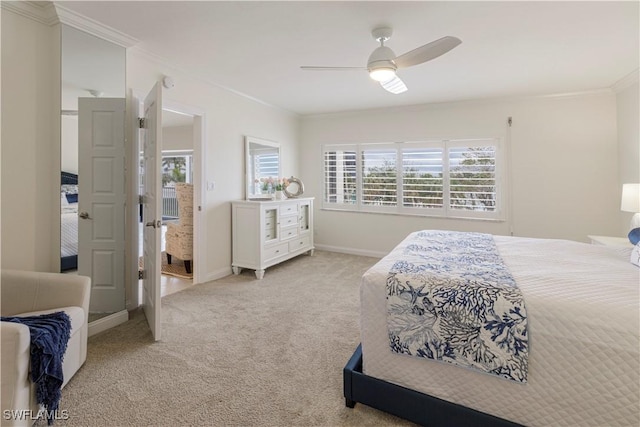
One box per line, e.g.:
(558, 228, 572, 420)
(88, 310, 129, 337)
(199, 266, 233, 284)
(315, 244, 386, 259)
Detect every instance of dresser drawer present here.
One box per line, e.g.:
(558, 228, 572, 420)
(288, 235, 311, 252)
(264, 242, 288, 261)
(280, 215, 298, 228)
(280, 202, 298, 216)
(280, 225, 298, 241)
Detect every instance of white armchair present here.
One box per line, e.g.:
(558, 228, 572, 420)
(1, 270, 90, 427)
(165, 183, 193, 274)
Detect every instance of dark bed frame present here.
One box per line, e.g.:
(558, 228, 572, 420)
(344, 344, 524, 427)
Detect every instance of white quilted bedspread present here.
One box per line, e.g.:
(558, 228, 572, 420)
(61, 205, 78, 257)
(360, 235, 639, 426)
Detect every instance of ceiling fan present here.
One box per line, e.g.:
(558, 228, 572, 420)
(301, 27, 461, 94)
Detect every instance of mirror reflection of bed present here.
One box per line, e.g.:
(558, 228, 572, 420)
(60, 171, 79, 273)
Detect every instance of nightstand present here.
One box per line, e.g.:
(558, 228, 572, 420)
(587, 235, 633, 247)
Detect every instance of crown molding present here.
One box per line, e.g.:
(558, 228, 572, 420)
(612, 69, 639, 93)
(1, 1, 58, 25)
(2, 1, 139, 47)
(53, 3, 138, 48)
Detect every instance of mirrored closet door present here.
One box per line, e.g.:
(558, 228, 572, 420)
(60, 25, 126, 322)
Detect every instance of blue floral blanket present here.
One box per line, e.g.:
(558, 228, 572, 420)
(386, 230, 529, 382)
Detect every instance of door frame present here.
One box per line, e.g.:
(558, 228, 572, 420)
(126, 91, 206, 310)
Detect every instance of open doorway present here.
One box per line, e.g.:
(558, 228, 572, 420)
(128, 91, 206, 322)
(138, 108, 196, 300)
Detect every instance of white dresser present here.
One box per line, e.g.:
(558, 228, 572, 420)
(231, 197, 314, 279)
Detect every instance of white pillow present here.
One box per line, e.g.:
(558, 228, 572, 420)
(631, 243, 640, 268)
(61, 192, 69, 206)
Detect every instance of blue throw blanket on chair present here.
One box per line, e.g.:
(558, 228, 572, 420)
(1, 312, 71, 424)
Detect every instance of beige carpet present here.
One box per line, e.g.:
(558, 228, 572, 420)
(139, 251, 193, 279)
(52, 251, 414, 426)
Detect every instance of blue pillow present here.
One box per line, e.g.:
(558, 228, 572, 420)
(66, 193, 78, 204)
(628, 228, 640, 245)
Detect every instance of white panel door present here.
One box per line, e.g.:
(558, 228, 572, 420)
(141, 82, 163, 341)
(78, 97, 126, 313)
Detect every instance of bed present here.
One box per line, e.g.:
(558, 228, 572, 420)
(345, 230, 639, 426)
(61, 171, 79, 271)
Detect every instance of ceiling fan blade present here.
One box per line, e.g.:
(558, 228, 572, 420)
(380, 75, 407, 94)
(394, 36, 462, 69)
(300, 66, 365, 71)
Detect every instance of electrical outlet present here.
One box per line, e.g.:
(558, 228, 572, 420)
(207, 181, 215, 191)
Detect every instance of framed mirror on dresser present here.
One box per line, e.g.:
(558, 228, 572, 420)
(237, 135, 312, 279)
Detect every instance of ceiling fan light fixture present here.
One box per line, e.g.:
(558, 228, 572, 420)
(369, 66, 396, 82)
(302, 27, 461, 96)
(368, 44, 397, 82)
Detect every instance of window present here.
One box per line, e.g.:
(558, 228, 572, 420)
(362, 148, 397, 207)
(323, 139, 502, 220)
(402, 146, 444, 210)
(448, 145, 497, 213)
(162, 152, 193, 186)
(323, 147, 357, 205)
(161, 150, 193, 220)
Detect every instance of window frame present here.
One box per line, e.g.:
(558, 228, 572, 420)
(322, 139, 504, 221)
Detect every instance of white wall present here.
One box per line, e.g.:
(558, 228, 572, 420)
(1, 10, 60, 271)
(616, 80, 640, 235)
(61, 115, 78, 174)
(300, 92, 621, 256)
(162, 125, 193, 151)
(127, 51, 299, 283)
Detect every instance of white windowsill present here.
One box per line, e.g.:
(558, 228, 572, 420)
(320, 206, 506, 222)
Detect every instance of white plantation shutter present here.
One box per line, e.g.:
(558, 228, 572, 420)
(361, 148, 397, 207)
(323, 147, 357, 205)
(402, 147, 444, 210)
(448, 141, 497, 213)
(321, 139, 502, 220)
